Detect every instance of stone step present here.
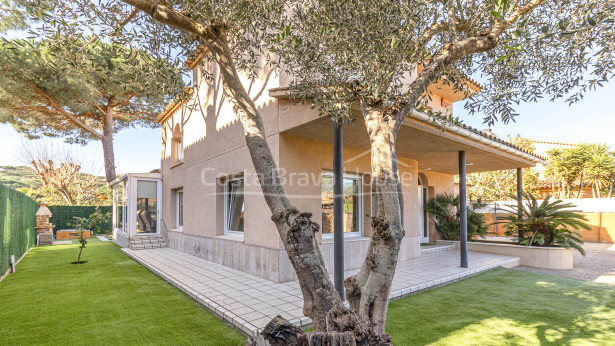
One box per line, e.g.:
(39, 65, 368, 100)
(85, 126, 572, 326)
(130, 239, 166, 245)
(420, 242, 455, 255)
(130, 242, 167, 250)
(132, 235, 165, 240)
(129, 235, 166, 250)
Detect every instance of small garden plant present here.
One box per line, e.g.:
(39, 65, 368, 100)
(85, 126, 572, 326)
(70, 208, 111, 235)
(500, 193, 591, 255)
(424, 194, 488, 241)
(69, 208, 111, 263)
(75, 231, 87, 264)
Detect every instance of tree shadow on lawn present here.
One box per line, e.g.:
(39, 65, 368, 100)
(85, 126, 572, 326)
(386, 268, 615, 345)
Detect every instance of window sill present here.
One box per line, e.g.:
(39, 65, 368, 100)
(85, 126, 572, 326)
(216, 234, 244, 242)
(170, 161, 184, 169)
(321, 235, 369, 244)
(168, 228, 183, 233)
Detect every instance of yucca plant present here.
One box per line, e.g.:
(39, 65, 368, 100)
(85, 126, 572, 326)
(424, 194, 488, 241)
(500, 193, 591, 255)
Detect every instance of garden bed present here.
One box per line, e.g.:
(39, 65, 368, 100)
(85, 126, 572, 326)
(441, 240, 574, 269)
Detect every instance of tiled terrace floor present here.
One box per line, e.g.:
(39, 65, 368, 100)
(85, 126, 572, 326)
(123, 247, 519, 336)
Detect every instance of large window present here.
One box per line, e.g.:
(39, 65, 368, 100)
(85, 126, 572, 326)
(176, 189, 184, 229)
(225, 177, 244, 234)
(113, 181, 126, 233)
(136, 180, 158, 234)
(321, 172, 362, 236)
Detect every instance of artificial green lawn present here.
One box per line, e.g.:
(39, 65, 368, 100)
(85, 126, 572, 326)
(0, 240, 246, 345)
(2, 240, 614, 345)
(387, 268, 615, 345)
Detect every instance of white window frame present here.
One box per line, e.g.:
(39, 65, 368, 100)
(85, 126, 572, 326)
(224, 176, 245, 236)
(321, 171, 364, 239)
(176, 189, 183, 230)
(113, 180, 128, 234)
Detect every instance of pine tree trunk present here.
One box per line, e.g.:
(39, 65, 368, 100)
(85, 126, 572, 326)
(101, 110, 117, 183)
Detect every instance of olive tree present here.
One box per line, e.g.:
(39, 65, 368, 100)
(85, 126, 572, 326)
(272, 0, 614, 341)
(13, 0, 615, 344)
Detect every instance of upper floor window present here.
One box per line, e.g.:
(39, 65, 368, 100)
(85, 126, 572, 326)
(172, 124, 184, 165)
(321, 172, 362, 237)
(177, 137, 184, 164)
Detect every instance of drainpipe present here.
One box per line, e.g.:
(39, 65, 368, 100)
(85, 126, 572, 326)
(333, 121, 345, 301)
(459, 151, 469, 268)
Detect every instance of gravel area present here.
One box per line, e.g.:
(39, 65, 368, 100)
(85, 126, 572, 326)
(513, 242, 615, 285)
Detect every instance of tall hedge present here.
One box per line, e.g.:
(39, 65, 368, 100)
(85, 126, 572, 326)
(48, 205, 112, 233)
(0, 183, 38, 275)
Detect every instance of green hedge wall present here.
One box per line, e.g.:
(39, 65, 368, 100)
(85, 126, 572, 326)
(0, 184, 38, 275)
(48, 206, 112, 233)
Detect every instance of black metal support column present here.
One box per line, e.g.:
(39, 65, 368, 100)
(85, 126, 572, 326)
(458, 151, 469, 268)
(516, 167, 523, 213)
(333, 121, 345, 301)
(516, 167, 523, 237)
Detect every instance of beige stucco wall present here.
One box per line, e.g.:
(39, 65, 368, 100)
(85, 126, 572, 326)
(157, 55, 460, 281)
(160, 55, 283, 249)
(279, 134, 423, 244)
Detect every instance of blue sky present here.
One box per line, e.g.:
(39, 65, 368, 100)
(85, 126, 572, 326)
(0, 125, 162, 175)
(1, 80, 614, 175)
(455, 80, 615, 146)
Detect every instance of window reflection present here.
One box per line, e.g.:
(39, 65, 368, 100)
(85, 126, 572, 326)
(136, 180, 157, 233)
(321, 173, 361, 234)
(226, 178, 244, 233)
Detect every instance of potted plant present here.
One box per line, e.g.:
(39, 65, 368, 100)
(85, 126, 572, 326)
(500, 193, 591, 255)
(424, 193, 488, 241)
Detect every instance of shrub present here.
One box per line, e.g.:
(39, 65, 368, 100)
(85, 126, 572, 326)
(69, 208, 112, 236)
(500, 193, 591, 255)
(424, 194, 488, 241)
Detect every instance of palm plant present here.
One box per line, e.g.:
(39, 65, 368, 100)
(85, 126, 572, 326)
(424, 194, 488, 241)
(546, 144, 615, 199)
(500, 193, 591, 255)
(583, 144, 614, 198)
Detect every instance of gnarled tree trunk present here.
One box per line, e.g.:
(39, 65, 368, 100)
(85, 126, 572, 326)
(206, 32, 341, 331)
(344, 100, 405, 333)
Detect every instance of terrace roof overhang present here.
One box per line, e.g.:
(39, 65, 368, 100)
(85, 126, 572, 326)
(270, 90, 546, 175)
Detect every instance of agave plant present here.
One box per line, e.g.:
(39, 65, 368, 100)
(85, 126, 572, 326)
(424, 194, 488, 241)
(500, 193, 591, 255)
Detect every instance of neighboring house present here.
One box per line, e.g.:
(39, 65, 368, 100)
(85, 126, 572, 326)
(111, 51, 544, 283)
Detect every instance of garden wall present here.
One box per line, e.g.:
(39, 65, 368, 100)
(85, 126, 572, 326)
(0, 184, 38, 276)
(478, 198, 615, 244)
(48, 206, 112, 234)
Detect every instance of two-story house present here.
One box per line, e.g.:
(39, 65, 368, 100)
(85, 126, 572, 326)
(111, 51, 543, 283)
